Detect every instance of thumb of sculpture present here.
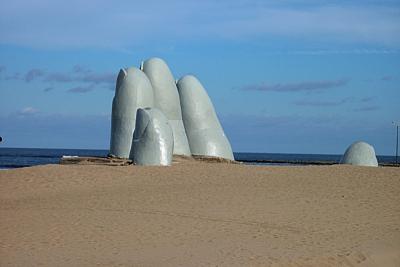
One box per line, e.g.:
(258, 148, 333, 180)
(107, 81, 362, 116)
(130, 108, 174, 166)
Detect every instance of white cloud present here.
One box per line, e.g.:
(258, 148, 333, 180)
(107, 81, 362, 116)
(18, 107, 39, 116)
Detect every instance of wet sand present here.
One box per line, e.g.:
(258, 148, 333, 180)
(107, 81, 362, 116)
(1, 162, 399, 266)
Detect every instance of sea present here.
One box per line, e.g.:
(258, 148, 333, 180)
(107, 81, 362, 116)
(0, 147, 397, 169)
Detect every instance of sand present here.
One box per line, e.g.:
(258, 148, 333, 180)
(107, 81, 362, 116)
(1, 162, 399, 266)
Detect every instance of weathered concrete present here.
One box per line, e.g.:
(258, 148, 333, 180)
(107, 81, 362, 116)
(109, 67, 154, 158)
(130, 108, 173, 166)
(142, 58, 191, 156)
(340, 141, 378, 167)
(177, 75, 234, 160)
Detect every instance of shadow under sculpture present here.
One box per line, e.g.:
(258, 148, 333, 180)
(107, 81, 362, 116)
(177, 75, 234, 160)
(340, 141, 378, 167)
(130, 108, 173, 166)
(109, 67, 154, 158)
(142, 58, 191, 156)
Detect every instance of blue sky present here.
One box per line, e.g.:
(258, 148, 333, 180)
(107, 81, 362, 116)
(0, 0, 399, 155)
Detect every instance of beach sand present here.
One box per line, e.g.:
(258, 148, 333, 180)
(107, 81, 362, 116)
(1, 162, 399, 266)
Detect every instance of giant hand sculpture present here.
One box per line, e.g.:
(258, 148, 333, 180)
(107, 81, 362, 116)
(109, 59, 234, 165)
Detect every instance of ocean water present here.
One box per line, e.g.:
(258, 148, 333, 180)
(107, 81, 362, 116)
(0, 147, 397, 169)
(0, 148, 108, 169)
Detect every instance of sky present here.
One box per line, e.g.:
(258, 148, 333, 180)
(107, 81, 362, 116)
(0, 0, 399, 155)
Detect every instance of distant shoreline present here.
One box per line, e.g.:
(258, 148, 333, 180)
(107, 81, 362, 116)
(0, 147, 398, 168)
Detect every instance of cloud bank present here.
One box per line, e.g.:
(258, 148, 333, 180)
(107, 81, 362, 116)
(0, 0, 399, 48)
(292, 96, 375, 107)
(241, 78, 349, 93)
(0, 66, 116, 93)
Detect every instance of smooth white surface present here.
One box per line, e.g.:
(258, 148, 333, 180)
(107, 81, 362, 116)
(340, 141, 378, 167)
(130, 108, 173, 166)
(177, 75, 234, 160)
(142, 58, 191, 156)
(109, 67, 154, 158)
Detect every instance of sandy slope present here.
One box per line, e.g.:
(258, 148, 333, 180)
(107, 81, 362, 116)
(1, 162, 399, 266)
